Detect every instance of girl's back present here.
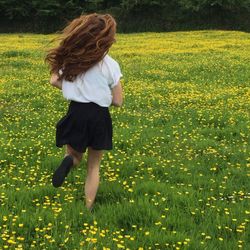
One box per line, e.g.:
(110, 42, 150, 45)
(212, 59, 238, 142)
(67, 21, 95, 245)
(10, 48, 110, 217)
(61, 53, 123, 107)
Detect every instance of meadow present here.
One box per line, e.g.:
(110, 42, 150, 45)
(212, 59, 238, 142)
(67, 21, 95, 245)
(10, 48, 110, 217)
(0, 30, 249, 249)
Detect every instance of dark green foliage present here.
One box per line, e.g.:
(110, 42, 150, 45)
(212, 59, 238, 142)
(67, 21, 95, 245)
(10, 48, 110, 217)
(0, 0, 249, 32)
(178, 0, 250, 11)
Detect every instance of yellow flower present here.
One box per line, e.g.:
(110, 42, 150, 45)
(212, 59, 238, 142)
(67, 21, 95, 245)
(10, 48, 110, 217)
(7, 239, 16, 244)
(117, 244, 125, 249)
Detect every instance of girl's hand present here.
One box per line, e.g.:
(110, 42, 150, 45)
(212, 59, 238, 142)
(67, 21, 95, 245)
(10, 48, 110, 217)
(111, 81, 123, 107)
(50, 72, 62, 90)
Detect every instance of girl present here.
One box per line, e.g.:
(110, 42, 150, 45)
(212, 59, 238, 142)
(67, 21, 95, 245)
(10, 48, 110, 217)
(44, 13, 123, 212)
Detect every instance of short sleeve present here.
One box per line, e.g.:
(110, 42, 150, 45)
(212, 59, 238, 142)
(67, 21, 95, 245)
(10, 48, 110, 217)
(110, 61, 123, 88)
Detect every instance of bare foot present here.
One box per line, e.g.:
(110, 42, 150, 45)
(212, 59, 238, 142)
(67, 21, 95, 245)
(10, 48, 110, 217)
(87, 204, 94, 213)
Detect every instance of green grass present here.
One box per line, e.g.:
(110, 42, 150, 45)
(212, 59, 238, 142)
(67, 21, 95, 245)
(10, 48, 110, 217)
(0, 30, 249, 249)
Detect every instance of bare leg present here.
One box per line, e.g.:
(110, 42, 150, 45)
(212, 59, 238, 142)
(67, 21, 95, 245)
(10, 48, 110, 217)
(85, 147, 103, 210)
(52, 144, 83, 188)
(65, 144, 83, 167)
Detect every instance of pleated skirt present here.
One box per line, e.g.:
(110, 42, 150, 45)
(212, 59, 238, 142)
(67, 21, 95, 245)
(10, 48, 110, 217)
(55, 100, 112, 153)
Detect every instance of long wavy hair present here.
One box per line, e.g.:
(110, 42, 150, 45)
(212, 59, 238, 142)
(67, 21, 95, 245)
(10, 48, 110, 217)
(44, 13, 117, 82)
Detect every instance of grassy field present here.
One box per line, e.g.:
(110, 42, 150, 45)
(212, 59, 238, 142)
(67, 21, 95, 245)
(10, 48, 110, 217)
(0, 30, 249, 249)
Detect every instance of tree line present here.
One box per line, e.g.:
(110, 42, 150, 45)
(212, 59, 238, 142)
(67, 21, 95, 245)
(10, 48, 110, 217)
(0, 0, 249, 33)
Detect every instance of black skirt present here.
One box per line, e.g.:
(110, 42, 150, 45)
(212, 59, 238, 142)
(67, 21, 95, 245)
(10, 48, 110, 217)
(55, 101, 112, 153)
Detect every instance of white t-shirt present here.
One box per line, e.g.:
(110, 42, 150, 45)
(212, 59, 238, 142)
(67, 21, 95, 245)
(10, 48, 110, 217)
(59, 54, 123, 107)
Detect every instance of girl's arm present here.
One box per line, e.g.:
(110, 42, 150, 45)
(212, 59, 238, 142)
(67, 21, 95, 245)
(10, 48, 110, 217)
(50, 72, 62, 90)
(111, 81, 123, 107)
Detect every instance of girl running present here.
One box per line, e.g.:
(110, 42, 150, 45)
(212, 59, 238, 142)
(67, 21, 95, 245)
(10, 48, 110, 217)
(44, 13, 123, 212)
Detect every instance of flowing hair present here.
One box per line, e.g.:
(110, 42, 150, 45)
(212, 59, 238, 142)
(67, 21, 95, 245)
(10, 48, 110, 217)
(44, 13, 117, 82)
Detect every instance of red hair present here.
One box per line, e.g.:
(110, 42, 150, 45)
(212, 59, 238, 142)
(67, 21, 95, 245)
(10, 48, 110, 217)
(44, 13, 117, 82)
